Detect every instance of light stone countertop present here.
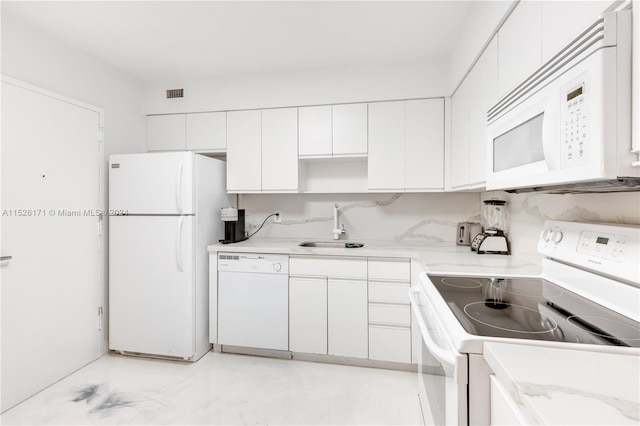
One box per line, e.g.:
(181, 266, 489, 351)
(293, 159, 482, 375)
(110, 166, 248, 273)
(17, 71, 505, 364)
(207, 237, 542, 277)
(484, 342, 640, 425)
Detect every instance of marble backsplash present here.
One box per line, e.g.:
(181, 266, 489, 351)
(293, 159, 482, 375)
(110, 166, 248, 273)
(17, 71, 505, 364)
(239, 193, 481, 243)
(240, 191, 640, 267)
(485, 191, 640, 265)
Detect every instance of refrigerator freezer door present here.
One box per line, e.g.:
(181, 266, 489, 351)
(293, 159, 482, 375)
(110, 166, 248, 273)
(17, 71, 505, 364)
(109, 215, 195, 358)
(109, 152, 194, 214)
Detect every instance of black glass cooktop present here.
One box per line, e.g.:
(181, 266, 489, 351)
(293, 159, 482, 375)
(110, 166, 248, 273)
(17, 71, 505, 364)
(428, 275, 640, 347)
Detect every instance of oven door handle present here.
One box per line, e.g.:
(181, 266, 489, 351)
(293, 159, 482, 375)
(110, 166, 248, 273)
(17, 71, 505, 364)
(409, 286, 457, 369)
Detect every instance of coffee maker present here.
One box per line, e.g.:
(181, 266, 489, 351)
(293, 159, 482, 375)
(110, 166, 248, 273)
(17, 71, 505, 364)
(470, 199, 509, 255)
(220, 207, 247, 244)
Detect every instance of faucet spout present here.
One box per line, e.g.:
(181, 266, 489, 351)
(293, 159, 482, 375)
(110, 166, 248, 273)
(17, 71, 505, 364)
(332, 203, 346, 240)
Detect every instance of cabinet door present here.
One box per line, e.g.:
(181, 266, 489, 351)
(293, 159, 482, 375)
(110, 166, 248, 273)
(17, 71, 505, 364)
(368, 101, 405, 191)
(450, 78, 470, 190)
(332, 103, 367, 156)
(498, 1, 542, 97)
(147, 114, 186, 151)
(226, 110, 261, 192)
(328, 279, 368, 358)
(289, 277, 327, 354)
(542, 1, 613, 62)
(299, 105, 332, 157)
(468, 36, 498, 187)
(261, 107, 298, 192)
(405, 99, 444, 191)
(186, 112, 226, 152)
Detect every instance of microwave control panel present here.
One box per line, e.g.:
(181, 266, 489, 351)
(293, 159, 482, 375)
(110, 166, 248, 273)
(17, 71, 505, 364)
(560, 76, 588, 168)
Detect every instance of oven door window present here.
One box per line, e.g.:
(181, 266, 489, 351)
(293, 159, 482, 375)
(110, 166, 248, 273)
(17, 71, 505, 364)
(493, 113, 544, 172)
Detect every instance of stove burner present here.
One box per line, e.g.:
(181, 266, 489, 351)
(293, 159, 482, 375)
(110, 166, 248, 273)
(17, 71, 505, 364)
(485, 299, 508, 309)
(441, 277, 483, 289)
(464, 302, 559, 334)
(567, 316, 640, 342)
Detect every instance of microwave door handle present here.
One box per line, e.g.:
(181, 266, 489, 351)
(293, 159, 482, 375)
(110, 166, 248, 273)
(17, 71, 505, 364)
(542, 98, 560, 171)
(409, 287, 457, 370)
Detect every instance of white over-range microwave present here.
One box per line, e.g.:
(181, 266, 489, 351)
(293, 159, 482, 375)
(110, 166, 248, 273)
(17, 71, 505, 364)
(486, 9, 640, 193)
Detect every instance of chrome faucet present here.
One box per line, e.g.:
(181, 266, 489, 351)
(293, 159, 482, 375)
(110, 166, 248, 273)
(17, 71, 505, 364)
(332, 203, 346, 240)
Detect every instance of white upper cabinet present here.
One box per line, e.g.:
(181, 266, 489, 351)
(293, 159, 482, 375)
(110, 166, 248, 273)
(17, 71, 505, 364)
(405, 99, 444, 191)
(186, 112, 226, 152)
(368, 101, 405, 191)
(542, 1, 615, 61)
(226, 110, 261, 192)
(148, 112, 226, 152)
(497, 1, 542, 97)
(369, 99, 444, 192)
(298, 105, 332, 157)
(147, 114, 186, 151)
(227, 108, 298, 193)
(332, 103, 368, 156)
(468, 36, 498, 187)
(298, 103, 367, 158)
(450, 78, 470, 190)
(261, 108, 298, 192)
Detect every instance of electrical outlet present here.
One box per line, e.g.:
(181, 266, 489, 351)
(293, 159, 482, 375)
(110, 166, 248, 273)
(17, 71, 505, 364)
(274, 210, 282, 223)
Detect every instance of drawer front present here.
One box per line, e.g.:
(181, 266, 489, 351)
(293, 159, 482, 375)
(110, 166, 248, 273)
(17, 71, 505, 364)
(368, 282, 410, 304)
(369, 325, 411, 363)
(368, 257, 410, 281)
(369, 304, 410, 326)
(290, 256, 367, 279)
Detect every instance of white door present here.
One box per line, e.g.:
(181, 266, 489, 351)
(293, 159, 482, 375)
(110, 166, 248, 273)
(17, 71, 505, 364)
(109, 215, 195, 358)
(1, 80, 103, 412)
(109, 152, 194, 214)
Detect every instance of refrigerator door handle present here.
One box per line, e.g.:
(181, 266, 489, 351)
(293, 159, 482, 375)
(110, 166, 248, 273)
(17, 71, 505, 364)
(176, 161, 184, 214)
(176, 217, 184, 272)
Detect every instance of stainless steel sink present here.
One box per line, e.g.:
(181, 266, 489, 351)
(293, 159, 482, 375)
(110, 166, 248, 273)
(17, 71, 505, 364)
(298, 241, 364, 248)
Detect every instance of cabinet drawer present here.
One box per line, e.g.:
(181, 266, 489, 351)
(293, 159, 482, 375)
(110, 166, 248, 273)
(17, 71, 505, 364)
(368, 281, 410, 304)
(369, 304, 410, 326)
(368, 258, 410, 281)
(290, 256, 367, 279)
(369, 325, 411, 363)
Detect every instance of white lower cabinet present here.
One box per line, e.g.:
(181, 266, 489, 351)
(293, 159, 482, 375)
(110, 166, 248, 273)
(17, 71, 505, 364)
(328, 278, 368, 358)
(289, 256, 368, 359)
(289, 277, 328, 354)
(367, 258, 412, 363)
(369, 325, 411, 364)
(288, 256, 413, 364)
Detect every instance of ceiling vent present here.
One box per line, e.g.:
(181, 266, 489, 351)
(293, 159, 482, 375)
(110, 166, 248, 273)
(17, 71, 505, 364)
(166, 89, 184, 99)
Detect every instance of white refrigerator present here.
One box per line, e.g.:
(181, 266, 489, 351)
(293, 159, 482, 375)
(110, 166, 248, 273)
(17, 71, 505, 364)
(108, 152, 234, 361)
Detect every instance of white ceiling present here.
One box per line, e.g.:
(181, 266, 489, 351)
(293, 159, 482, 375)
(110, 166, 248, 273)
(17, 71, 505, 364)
(2, 1, 472, 82)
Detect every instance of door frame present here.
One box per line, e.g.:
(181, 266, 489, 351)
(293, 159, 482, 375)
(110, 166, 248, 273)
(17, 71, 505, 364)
(1, 75, 106, 352)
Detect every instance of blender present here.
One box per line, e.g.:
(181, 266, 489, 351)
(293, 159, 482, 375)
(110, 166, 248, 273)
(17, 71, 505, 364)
(470, 199, 509, 254)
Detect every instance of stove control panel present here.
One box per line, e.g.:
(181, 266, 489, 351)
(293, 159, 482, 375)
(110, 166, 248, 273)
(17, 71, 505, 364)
(539, 220, 640, 285)
(576, 231, 629, 261)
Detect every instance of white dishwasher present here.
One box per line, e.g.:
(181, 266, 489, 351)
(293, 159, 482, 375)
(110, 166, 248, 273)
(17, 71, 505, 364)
(218, 253, 289, 351)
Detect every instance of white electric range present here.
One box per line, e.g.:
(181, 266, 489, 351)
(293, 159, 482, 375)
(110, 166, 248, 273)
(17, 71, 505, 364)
(410, 220, 640, 425)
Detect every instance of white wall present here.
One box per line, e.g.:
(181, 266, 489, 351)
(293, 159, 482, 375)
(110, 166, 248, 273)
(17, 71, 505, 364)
(1, 12, 145, 156)
(483, 191, 640, 265)
(143, 59, 448, 114)
(240, 193, 480, 242)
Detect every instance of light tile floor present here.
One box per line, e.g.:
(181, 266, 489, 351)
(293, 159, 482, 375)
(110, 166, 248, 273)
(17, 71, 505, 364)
(1, 351, 422, 425)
